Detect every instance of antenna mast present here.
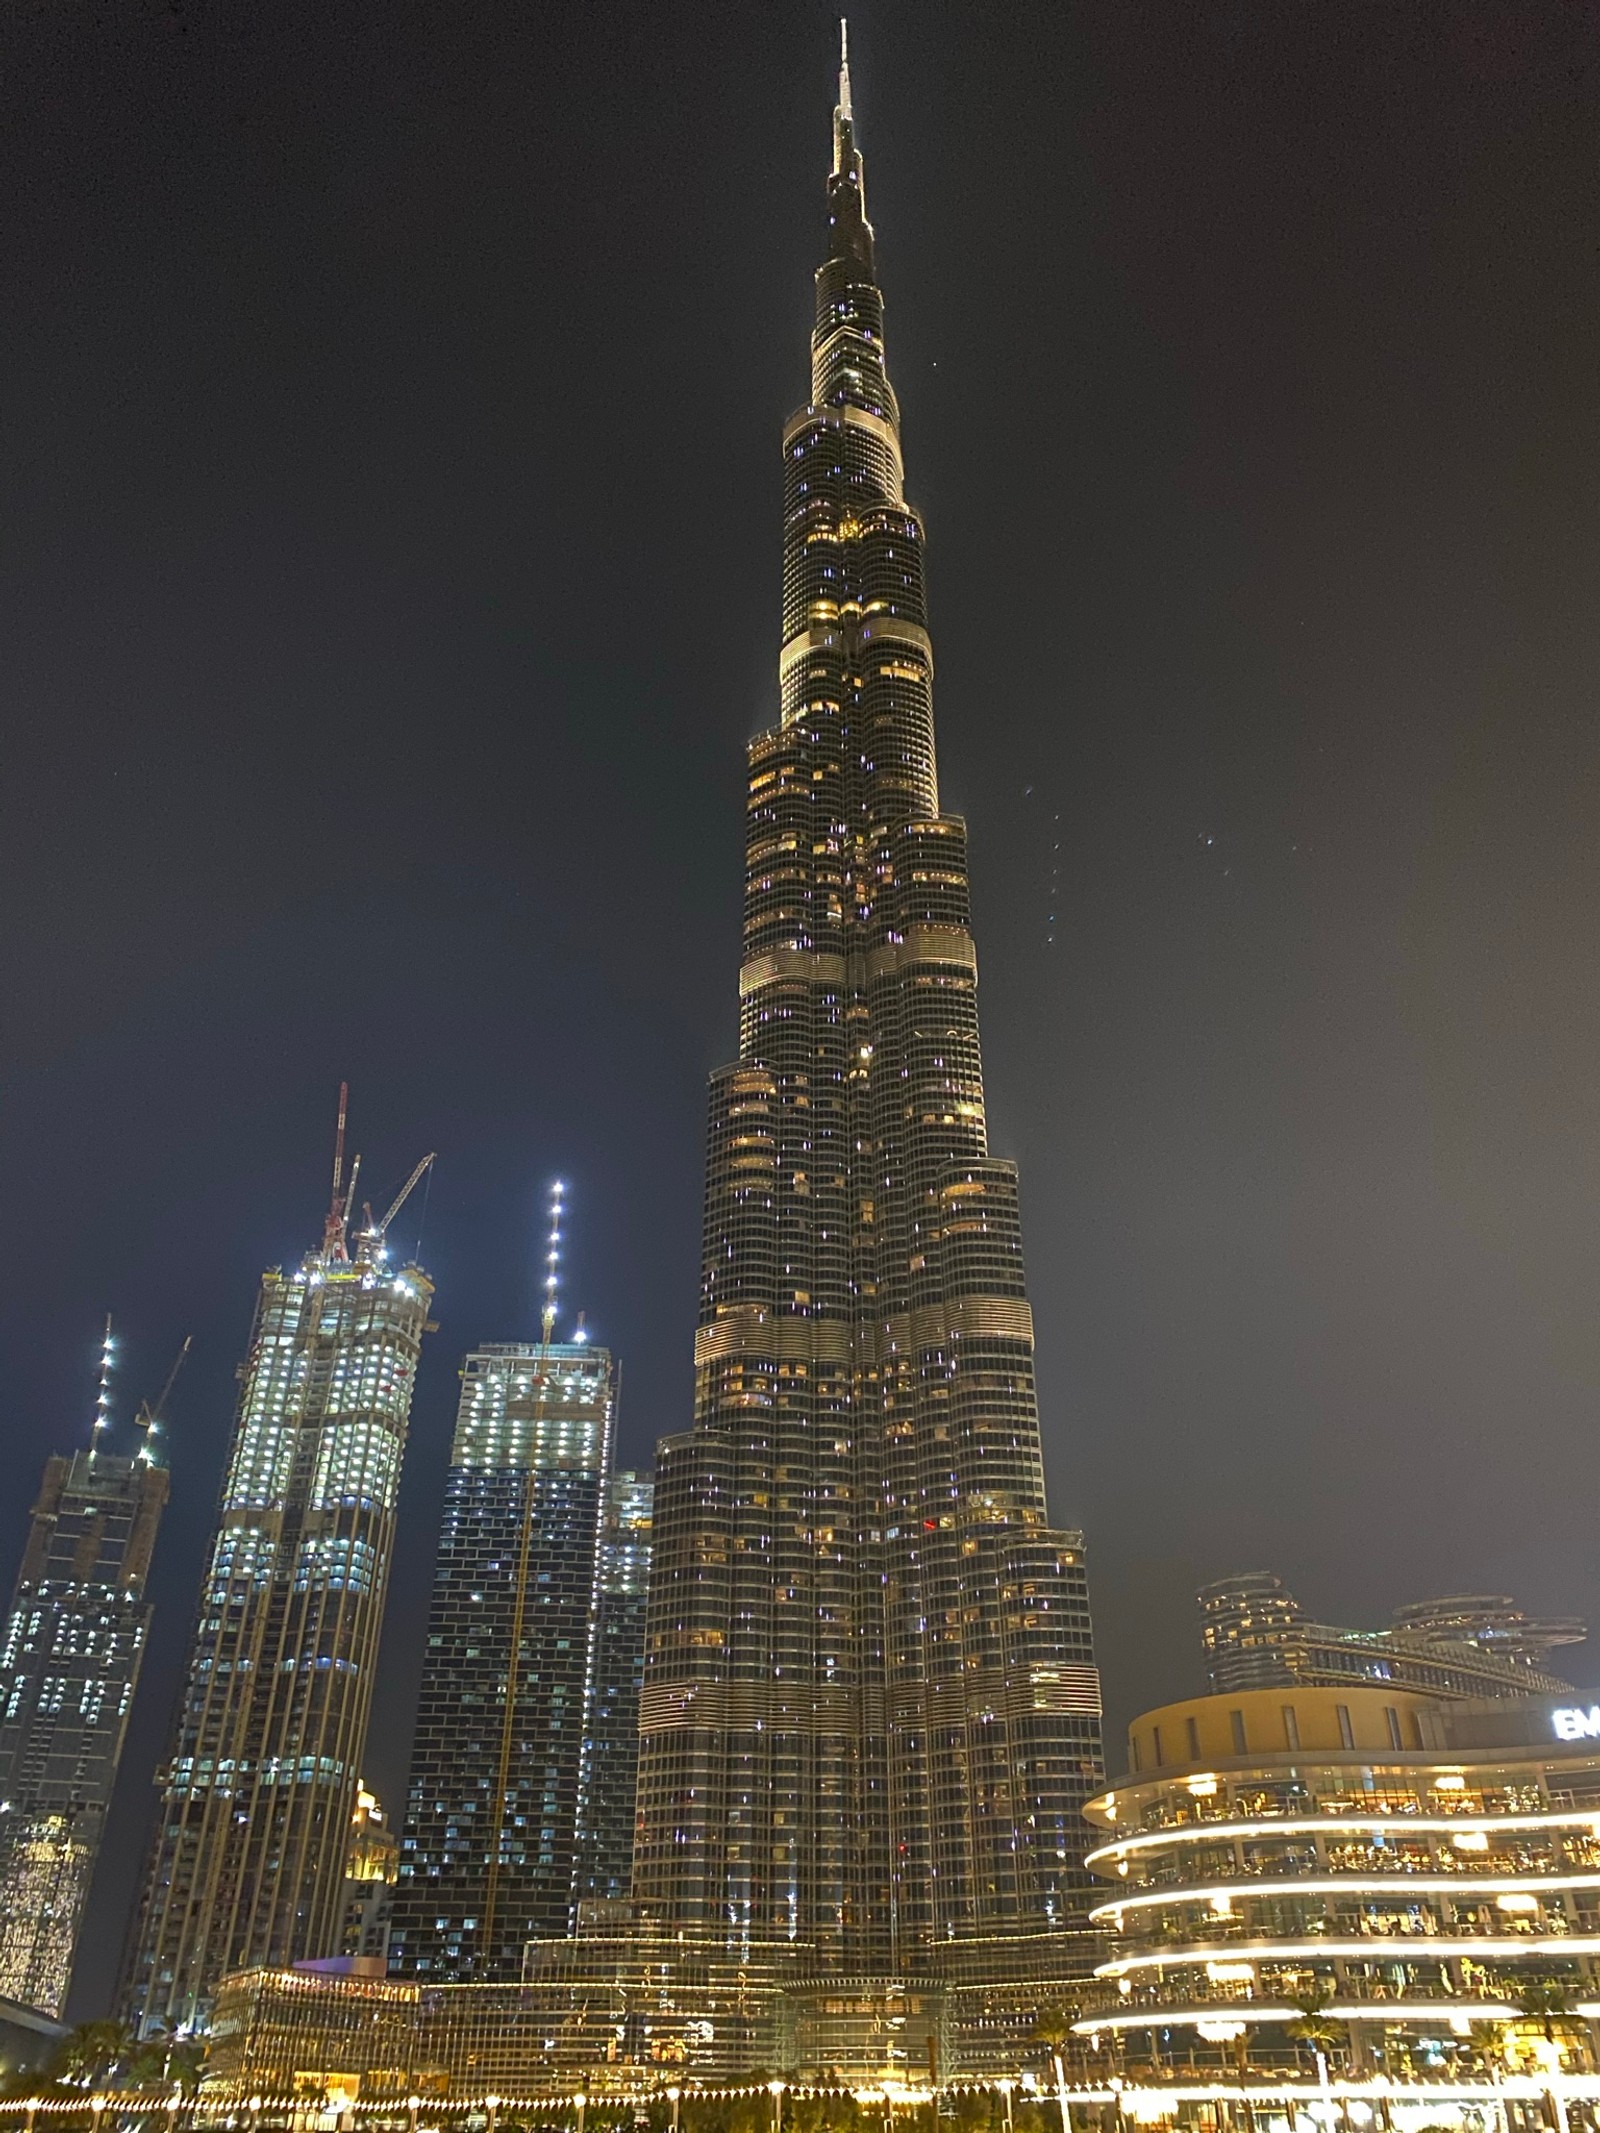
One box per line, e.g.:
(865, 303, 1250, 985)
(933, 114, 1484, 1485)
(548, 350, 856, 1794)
(91, 1314, 114, 1454)
(542, 1180, 564, 1345)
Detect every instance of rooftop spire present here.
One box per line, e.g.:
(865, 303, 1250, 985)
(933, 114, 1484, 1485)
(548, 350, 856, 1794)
(541, 1178, 564, 1345)
(827, 20, 872, 270)
(91, 1312, 114, 1452)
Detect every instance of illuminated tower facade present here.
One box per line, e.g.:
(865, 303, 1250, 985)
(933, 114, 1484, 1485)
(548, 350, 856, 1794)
(125, 1105, 435, 2033)
(629, 30, 1104, 2037)
(0, 1340, 170, 2016)
(572, 1467, 653, 1913)
(388, 1335, 620, 1979)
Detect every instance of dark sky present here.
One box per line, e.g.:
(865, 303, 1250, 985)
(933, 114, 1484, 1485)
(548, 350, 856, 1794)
(3, 0, 1598, 2020)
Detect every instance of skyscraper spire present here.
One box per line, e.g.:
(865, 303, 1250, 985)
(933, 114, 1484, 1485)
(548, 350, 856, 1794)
(91, 1313, 113, 1451)
(837, 16, 852, 121)
(542, 1178, 564, 1344)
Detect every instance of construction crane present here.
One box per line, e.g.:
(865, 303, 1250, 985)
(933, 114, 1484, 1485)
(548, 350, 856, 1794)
(135, 1335, 192, 1466)
(360, 1152, 437, 1252)
(322, 1081, 361, 1263)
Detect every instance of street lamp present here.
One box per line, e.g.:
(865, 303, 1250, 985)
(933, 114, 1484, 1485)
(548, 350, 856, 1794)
(998, 2080, 1016, 2133)
(768, 2081, 786, 2133)
(575, 2092, 588, 2133)
(485, 2095, 501, 2133)
(666, 2088, 681, 2133)
(408, 2097, 422, 2133)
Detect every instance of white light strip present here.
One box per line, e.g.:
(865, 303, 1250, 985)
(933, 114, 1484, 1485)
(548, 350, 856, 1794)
(1074, 2003, 1523, 2035)
(1085, 1807, 1600, 1869)
(1090, 1869, 1600, 1921)
(1099, 1932, 1600, 1978)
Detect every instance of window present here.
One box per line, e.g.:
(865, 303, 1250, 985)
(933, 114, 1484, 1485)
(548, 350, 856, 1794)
(1151, 1725, 1164, 1767)
(1337, 1704, 1355, 1749)
(1230, 1709, 1247, 1755)
(1385, 1706, 1404, 1751)
(1186, 1716, 1201, 1761)
(1282, 1705, 1300, 1750)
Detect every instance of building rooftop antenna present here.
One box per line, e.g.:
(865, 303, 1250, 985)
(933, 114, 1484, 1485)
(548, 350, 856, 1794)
(542, 1179, 564, 1346)
(90, 1313, 114, 1454)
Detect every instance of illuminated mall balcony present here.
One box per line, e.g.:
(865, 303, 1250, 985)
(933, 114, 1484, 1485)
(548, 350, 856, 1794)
(1076, 1684, 1600, 2081)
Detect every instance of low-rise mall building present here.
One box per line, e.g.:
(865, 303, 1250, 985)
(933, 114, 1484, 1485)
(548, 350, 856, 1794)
(1075, 1684, 1600, 2078)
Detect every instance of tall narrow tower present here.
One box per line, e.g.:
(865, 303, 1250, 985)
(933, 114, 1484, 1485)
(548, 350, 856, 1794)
(388, 1333, 619, 1977)
(0, 1330, 171, 2017)
(629, 27, 1104, 2049)
(125, 1101, 435, 2033)
(389, 1185, 640, 1980)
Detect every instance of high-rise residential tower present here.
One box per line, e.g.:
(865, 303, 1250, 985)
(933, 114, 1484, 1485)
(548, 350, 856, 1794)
(0, 1332, 172, 2017)
(124, 1101, 434, 2033)
(572, 1467, 653, 1914)
(388, 1245, 634, 1978)
(1199, 1572, 1584, 1699)
(623, 27, 1105, 2062)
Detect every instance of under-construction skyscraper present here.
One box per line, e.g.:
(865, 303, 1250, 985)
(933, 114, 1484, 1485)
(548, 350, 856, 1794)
(124, 1100, 435, 2033)
(0, 1330, 172, 2017)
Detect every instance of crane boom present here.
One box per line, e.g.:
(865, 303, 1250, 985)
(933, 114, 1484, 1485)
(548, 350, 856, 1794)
(375, 1152, 436, 1239)
(135, 1334, 192, 1464)
(149, 1335, 193, 1422)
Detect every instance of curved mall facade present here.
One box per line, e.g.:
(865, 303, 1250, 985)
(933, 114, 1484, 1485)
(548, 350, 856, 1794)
(1077, 1686, 1600, 2075)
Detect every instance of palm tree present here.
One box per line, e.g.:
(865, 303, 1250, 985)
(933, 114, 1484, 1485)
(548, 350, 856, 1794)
(1285, 1993, 1347, 2082)
(1513, 1975, 1588, 2066)
(48, 2020, 133, 2089)
(123, 2028, 206, 2093)
(1031, 2006, 1080, 2133)
(1031, 2007, 1076, 2062)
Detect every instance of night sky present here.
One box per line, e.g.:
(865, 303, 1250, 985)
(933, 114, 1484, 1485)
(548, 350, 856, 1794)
(3, 0, 1599, 2020)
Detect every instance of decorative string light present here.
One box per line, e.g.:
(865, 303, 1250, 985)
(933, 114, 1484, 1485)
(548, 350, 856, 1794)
(541, 1181, 564, 1345)
(92, 1313, 114, 1452)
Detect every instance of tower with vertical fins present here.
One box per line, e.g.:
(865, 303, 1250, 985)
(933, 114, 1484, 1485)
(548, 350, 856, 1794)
(622, 23, 1105, 2069)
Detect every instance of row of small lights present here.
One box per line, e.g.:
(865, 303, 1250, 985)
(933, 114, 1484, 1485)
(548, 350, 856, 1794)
(18, 2076, 1600, 2118)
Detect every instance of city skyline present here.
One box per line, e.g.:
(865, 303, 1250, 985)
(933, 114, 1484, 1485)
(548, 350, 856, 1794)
(2, 3, 1597, 2027)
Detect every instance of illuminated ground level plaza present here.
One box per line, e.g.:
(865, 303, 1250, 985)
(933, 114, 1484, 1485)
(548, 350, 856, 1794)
(1075, 1686, 1600, 2080)
(198, 1938, 1084, 2093)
